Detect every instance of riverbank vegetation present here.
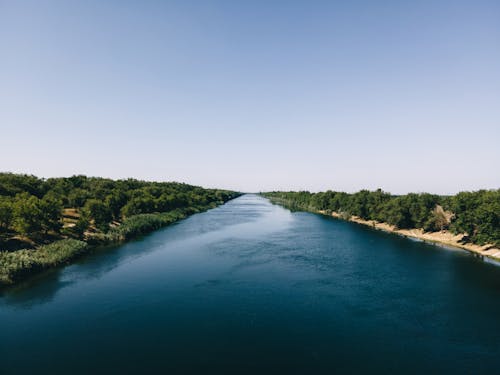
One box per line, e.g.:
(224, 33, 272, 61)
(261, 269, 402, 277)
(0, 173, 240, 285)
(263, 189, 500, 248)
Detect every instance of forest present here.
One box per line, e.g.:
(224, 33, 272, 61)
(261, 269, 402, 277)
(0, 173, 240, 285)
(263, 189, 500, 247)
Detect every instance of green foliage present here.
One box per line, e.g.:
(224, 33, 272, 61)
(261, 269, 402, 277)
(38, 195, 63, 234)
(67, 188, 89, 208)
(12, 193, 44, 236)
(264, 188, 500, 246)
(105, 190, 127, 220)
(107, 210, 187, 242)
(0, 172, 239, 242)
(73, 214, 90, 239)
(0, 239, 88, 284)
(422, 207, 448, 232)
(0, 197, 13, 230)
(83, 199, 113, 232)
(7, 193, 63, 237)
(0, 173, 45, 197)
(120, 195, 156, 217)
(0, 172, 240, 285)
(446, 190, 500, 245)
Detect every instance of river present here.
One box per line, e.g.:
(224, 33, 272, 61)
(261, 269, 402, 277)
(1, 194, 499, 374)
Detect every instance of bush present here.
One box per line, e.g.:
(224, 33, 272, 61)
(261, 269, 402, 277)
(0, 239, 88, 285)
(108, 210, 187, 241)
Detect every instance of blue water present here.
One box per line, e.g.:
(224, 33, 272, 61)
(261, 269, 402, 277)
(1, 194, 499, 374)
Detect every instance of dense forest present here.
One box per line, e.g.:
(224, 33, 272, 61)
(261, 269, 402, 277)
(0, 173, 240, 285)
(263, 189, 500, 247)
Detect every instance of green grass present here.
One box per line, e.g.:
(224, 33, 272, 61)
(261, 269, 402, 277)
(106, 209, 188, 241)
(0, 239, 88, 285)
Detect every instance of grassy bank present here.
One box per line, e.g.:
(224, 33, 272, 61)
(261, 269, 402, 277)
(0, 203, 228, 286)
(0, 239, 88, 285)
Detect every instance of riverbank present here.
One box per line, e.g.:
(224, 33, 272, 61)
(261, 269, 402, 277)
(264, 196, 500, 262)
(318, 210, 500, 261)
(0, 201, 237, 287)
(263, 190, 500, 257)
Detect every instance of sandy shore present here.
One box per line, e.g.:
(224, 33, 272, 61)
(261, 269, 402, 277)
(318, 210, 500, 261)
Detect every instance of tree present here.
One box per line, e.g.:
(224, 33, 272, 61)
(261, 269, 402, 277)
(38, 195, 63, 234)
(73, 214, 90, 239)
(0, 197, 13, 230)
(423, 205, 450, 232)
(12, 193, 43, 236)
(67, 188, 89, 208)
(120, 196, 156, 217)
(83, 199, 112, 232)
(105, 190, 127, 220)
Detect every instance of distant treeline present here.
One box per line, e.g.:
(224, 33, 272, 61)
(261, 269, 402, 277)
(263, 189, 500, 247)
(0, 173, 240, 285)
(0, 173, 239, 241)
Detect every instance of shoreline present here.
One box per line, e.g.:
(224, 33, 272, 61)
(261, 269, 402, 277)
(317, 209, 500, 261)
(0, 199, 240, 288)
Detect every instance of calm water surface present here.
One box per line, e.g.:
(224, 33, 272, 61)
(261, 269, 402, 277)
(1, 194, 500, 374)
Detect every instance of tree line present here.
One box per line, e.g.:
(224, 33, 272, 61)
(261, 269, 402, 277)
(263, 189, 500, 247)
(0, 173, 239, 246)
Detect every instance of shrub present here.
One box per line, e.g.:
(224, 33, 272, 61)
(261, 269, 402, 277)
(0, 239, 88, 285)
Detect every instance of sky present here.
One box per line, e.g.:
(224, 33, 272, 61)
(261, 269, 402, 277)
(1, 0, 499, 194)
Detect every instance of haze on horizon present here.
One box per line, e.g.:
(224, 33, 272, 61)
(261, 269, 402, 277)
(1, 0, 499, 195)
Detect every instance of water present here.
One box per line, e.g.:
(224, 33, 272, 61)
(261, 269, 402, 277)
(1, 194, 500, 374)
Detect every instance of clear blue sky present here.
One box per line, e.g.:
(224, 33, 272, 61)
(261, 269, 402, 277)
(1, 0, 499, 194)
